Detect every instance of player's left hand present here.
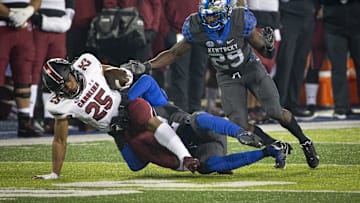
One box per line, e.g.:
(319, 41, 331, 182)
(8, 6, 35, 28)
(262, 26, 274, 50)
(237, 131, 264, 148)
(32, 172, 58, 180)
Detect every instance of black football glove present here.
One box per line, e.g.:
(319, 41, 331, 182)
(109, 109, 130, 137)
(120, 60, 151, 75)
(262, 26, 274, 51)
(109, 92, 130, 137)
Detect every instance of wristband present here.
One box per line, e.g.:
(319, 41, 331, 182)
(143, 61, 152, 70)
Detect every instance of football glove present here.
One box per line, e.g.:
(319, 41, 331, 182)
(32, 172, 58, 180)
(262, 26, 275, 51)
(120, 60, 151, 75)
(8, 5, 34, 28)
(237, 131, 264, 148)
(109, 95, 130, 137)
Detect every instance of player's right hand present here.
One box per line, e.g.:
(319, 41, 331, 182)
(32, 172, 58, 180)
(120, 60, 151, 75)
(8, 6, 34, 28)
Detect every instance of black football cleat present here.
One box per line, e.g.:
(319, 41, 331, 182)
(270, 141, 292, 169)
(301, 140, 319, 168)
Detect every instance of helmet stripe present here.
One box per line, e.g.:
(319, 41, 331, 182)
(43, 63, 64, 84)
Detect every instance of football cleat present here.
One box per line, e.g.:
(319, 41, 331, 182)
(237, 131, 264, 148)
(301, 140, 320, 168)
(183, 157, 200, 173)
(17, 113, 43, 137)
(270, 141, 292, 169)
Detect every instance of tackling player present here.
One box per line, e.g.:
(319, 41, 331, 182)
(117, 73, 289, 174)
(125, 0, 319, 169)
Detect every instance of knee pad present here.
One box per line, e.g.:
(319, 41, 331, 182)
(13, 83, 31, 98)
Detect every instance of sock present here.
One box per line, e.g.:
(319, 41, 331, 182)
(154, 123, 191, 170)
(196, 112, 243, 138)
(29, 84, 38, 118)
(305, 83, 319, 106)
(17, 108, 30, 115)
(280, 116, 308, 143)
(253, 125, 277, 145)
(206, 150, 264, 173)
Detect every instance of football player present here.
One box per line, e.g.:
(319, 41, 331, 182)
(32, 53, 200, 179)
(117, 73, 289, 174)
(125, 0, 319, 169)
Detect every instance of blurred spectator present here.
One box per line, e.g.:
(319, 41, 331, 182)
(273, 0, 318, 118)
(99, 0, 161, 66)
(0, 0, 42, 137)
(149, 0, 171, 89)
(322, 0, 360, 119)
(66, 0, 101, 61)
(304, 5, 325, 115)
(205, 61, 224, 117)
(30, 0, 75, 134)
(0, 65, 16, 120)
(164, 0, 208, 113)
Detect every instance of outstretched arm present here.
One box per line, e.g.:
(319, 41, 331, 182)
(148, 39, 192, 69)
(33, 118, 69, 179)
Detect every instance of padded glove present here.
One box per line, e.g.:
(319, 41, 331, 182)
(262, 26, 274, 51)
(8, 5, 34, 28)
(120, 60, 151, 75)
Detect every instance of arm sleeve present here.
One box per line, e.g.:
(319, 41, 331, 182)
(181, 16, 194, 42)
(243, 8, 257, 37)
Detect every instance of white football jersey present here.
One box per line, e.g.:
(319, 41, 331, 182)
(46, 53, 122, 132)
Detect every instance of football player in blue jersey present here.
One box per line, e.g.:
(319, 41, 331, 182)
(107, 71, 289, 174)
(125, 0, 319, 168)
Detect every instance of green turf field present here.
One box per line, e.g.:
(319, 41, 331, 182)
(0, 128, 359, 203)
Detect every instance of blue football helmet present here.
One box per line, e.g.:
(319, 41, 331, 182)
(198, 0, 235, 32)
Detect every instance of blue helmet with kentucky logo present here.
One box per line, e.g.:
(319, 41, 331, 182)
(198, 0, 236, 32)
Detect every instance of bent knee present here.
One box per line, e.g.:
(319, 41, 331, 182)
(128, 98, 154, 126)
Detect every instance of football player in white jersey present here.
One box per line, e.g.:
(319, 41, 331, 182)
(33, 53, 200, 179)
